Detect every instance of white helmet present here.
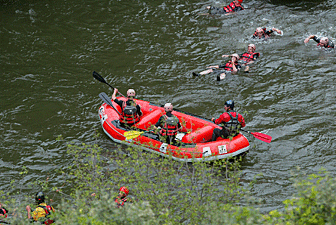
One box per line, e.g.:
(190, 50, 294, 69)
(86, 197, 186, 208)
(256, 27, 264, 33)
(164, 103, 173, 112)
(248, 44, 256, 50)
(320, 37, 329, 45)
(231, 53, 240, 60)
(127, 89, 136, 97)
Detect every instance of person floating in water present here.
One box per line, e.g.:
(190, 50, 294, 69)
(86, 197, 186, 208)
(304, 35, 334, 49)
(253, 27, 282, 40)
(222, 44, 260, 73)
(205, 0, 244, 15)
(193, 54, 241, 81)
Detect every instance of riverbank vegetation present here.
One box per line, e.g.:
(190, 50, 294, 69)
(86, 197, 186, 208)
(1, 139, 336, 224)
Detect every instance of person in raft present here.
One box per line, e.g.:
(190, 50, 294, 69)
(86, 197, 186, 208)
(115, 186, 129, 208)
(304, 35, 334, 49)
(192, 53, 241, 81)
(0, 202, 8, 219)
(253, 27, 282, 40)
(210, 100, 246, 141)
(26, 191, 55, 224)
(154, 103, 182, 145)
(112, 88, 142, 126)
(222, 44, 260, 73)
(206, 0, 244, 15)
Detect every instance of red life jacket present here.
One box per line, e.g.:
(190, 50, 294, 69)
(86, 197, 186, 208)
(160, 115, 179, 136)
(224, 1, 243, 13)
(240, 52, 260, 62)
(115, 197, 127, 208)
(0, 207, 7, 218)
(317, 42, 334, 48)
(120, 100, 140, 125)
(223, 61, 239, 71)
(37, 205, 54, 224)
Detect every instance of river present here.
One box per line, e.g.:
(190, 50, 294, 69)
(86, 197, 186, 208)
(1, 0, 336, 212)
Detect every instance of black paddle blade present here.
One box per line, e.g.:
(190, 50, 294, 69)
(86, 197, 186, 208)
(93, 71, 107, 84)
(98, 92, 113, 107)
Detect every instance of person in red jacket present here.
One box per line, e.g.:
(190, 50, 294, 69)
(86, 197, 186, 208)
(0, 202, 8, 218)
(192, 54, 241, 81)
(210, 100, 245, 141)
(115, 186, 129, 208)
(304, 35, 334, 48)
(112, 88, 142, 126)
(222, 44, 260, 73)
(206, 0, 244, 15)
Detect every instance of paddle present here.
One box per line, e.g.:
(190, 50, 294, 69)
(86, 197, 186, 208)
(124, 130, 147, 139)
(92, 71, 126, 98)
(240, 129, 272, 143)
(98, 92, 121, 116)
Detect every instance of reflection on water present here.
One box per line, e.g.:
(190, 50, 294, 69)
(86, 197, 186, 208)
(1, 0, 336, 211)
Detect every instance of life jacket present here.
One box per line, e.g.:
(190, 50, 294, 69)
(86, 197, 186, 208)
(115, 197, 127, 208)
(221, 111, 240, 135)
(223, 61, 239, 71)
(0, 208, 7, 218)
(240, 52, 260, 62)
(120, 100, 140, 124)
(223, 1, 243, 13)
(37, 205, 54, 224)
(160, 115, 179, 136)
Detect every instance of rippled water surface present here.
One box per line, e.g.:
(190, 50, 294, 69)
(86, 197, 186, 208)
(1, 0, 336, 212)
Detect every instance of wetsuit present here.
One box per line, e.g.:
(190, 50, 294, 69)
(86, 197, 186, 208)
(253, 28, 274, 40)
(114, 98, 142, 125)
(313, 36, 334, 48)
(212, 110, 245, 141)
(209, 1, 244, 15)
(240, 52, 260, 63)
(155, 111, 181, 145)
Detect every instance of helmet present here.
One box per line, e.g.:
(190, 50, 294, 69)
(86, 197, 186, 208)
(238, 0, 243, 3)
(35, 191, 45, 203)
(320, 37, 329, 45)
(127, 89, 136, 97)
(164, 103, 173, 112)
(231, 53, 240, 60)
(224, 100, 234, 109)
(256, 27, 264, 33)
(119, 186, 129, 196)
(248, 44, 256, 50)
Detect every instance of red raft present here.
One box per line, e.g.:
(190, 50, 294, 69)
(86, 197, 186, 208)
(98, 97, 250, 162)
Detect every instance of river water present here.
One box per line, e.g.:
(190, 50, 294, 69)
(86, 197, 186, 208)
(1, 0, 336, 212)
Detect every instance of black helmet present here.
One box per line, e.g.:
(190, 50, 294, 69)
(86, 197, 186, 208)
(224, 100, 234, 109)
(35, 191, 45, 203)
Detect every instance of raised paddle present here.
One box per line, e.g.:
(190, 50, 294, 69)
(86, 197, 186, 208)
(98, 92, 121, 116)
(92, 71, 126, 98)
(240, 129, 272, 143)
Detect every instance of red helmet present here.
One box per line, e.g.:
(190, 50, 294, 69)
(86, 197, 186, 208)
(164, 103, 173, 112)
(238, 0, 243, 3)
(256, 27, 264, 34)
(119, 186, 129, 196)
(126, 89, 136, 97)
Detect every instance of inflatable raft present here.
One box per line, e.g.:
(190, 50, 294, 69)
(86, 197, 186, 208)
(98, 95, 250, 162)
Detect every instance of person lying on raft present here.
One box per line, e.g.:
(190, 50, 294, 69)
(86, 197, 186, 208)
(205, 0, 244, 15)
(112, 88, 142, 127)
(210, 100, 246, 141)
(192, 54, 241, 81)
(153, 103, 182, 145)
(304, 35, 334, 49)
(253, 27, 282, 40)
(222, 44, 260, 73)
